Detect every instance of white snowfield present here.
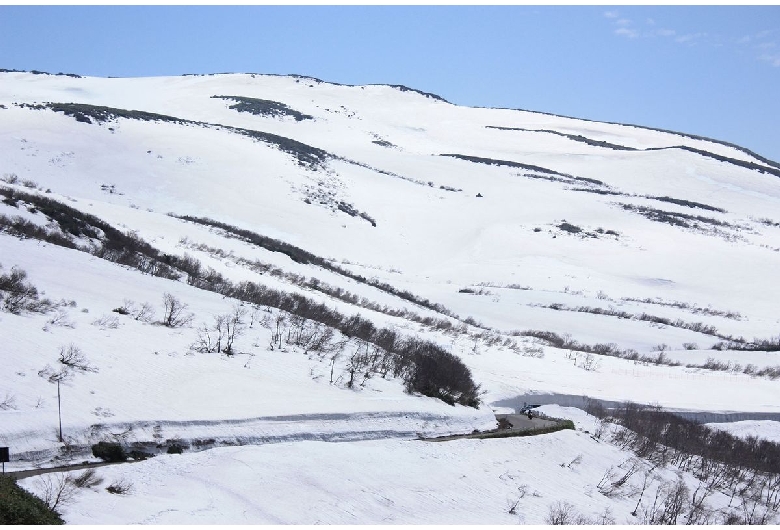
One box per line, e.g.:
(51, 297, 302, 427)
(1, 71, 779, 524)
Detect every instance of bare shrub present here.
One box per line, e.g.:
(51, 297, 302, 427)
(546, 501, 577, 524)
(344, 340, 383, 388)
(46, 310, 75, 329)
(0, 392, 17, 410)
(0, 265, 50, 314)
(521, 345, 544, 358)
(114, 299, 155, 322)
(106, 478, 133, 495)
(134, 302, 155, 323)
(222, 305, 247, 355)
(597, 458, 643, 497)
(36, 473, 78, 510)
(160, 292, 193, 328)
(640, 478, 689, 525)
(578, 352, 600, 371)
(70, 468, 103, 489)
(58, 344, 98, 373)
(516, 483, 528, 498)
(266, 310, 287, 350)
(92, 314, 119, 329)
(38, 364, 71, 384)
(192, 321, 220, 354)
(593, 507, 616, 524)
(192, 304, 247, 355)
(112, 299, 133, 315)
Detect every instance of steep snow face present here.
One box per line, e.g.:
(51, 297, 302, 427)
(1, 71, 779, 524)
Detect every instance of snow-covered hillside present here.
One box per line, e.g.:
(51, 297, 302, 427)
(1, 70, 779, 524)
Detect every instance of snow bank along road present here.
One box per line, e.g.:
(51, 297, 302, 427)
(495, 393, 780, 423)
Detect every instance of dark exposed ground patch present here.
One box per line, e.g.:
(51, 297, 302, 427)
(212, 95, 314, 121)
(618, 203, 735, 230)
(646, 196, 726, 213)
(647, 145, 780, 179)
(18, 102, 330, 169)
(486, 125, 636, 151)
(440, 153, 606, 187)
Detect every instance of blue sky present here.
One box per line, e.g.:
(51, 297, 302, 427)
(1, 5, 778, 161)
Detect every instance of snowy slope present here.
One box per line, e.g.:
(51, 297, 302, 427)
(1, 70, 779, 524)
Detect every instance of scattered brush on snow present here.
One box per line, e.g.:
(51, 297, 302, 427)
(587, 400, 780, 524)
(712, 335, 780, 353)
(533, 302, 722, 337)
(617, 203, 744, 239)
(1, 189, 482, 407)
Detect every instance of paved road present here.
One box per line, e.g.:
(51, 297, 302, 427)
(421, 413, 562, 442)
(6, 459, 141, 480)
(495, 413, 558, 432)
(7, 414, 563, 474)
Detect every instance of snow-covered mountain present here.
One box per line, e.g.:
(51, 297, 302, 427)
(1, 70, 779, 524)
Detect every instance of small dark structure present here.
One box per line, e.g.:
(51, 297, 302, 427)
(0, 447, 9, 474)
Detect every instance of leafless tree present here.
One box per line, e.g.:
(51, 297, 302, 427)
(631, 468, 656, 517)
(192, 321, 221, 354)
(58, 344, 98, 373)
(134, 301, 155, 322)
(222, 304, 247, 355)
(192, 305, 247, 355)
(161, 292, 193, 328)
(545, 501, 577, 525)
(345, 339, 384, 388)
(598, 458, 644, 497)
(269, 310, 287, 350)
(36, 473, 78, 510)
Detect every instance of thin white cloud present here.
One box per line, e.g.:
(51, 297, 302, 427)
(675, 32, 706, 44)
(760, 52, 780, 67)
(604, 13, 779, 70)
(615, 27, 639, 39)
(732, 30, 780, 67)
(737, 30, 774, 46)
